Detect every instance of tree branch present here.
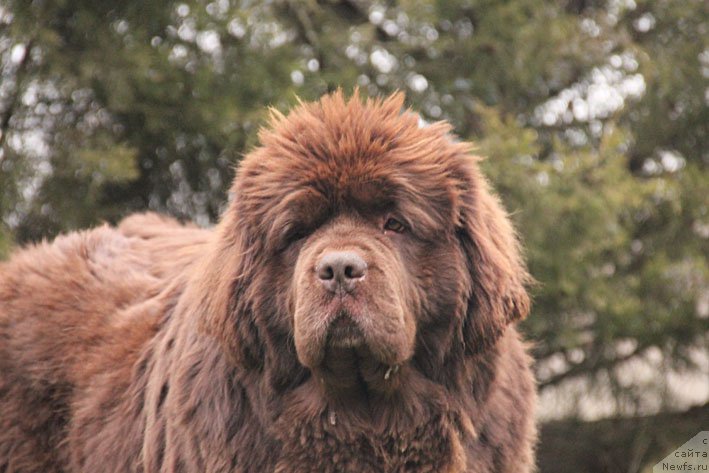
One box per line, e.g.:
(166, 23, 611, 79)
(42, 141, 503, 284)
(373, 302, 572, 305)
(0, 39, 34, 152)
(538, 344, 650, 390)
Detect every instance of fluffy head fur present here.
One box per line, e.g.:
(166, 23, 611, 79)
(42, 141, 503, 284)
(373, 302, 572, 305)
(0, 91, 536, 473)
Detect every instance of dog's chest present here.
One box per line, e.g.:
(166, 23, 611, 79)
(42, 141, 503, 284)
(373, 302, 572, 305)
(273, 413, 465, 473)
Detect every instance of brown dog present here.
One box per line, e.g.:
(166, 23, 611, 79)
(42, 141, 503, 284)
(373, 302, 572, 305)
(0, 92, 536, 472)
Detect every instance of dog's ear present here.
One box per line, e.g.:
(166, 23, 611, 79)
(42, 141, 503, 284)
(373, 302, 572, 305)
(455, 157, 531, 355)
(193, 208, 266, 371)
(194, 204, 304, 391)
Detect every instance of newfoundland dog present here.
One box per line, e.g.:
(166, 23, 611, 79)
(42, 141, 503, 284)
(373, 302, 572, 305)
(0, 92, 536, 472)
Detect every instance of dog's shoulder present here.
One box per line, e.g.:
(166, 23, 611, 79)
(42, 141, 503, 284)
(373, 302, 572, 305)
(117, 211, 212, 279)
(1, 223, 138, 295)
(0, 212, 209, 321)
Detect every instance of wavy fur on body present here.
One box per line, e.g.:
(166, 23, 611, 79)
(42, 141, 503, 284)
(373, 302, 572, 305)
(0, 92, 536, 472)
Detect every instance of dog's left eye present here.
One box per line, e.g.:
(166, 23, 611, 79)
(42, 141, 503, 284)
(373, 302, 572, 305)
(383, 217, 406, 233)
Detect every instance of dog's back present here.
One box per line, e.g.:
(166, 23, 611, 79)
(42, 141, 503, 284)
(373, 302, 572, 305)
(0, 213, 208, 472)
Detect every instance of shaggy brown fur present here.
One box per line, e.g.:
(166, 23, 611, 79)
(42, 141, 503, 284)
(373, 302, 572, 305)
(0, 92, 536, 472)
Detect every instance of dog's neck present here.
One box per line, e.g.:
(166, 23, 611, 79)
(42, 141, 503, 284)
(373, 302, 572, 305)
(313, 343, 404, 398)
(264, 367, 472, 473)
(236, 341, 476, 472)
(226, 320, 480, 472)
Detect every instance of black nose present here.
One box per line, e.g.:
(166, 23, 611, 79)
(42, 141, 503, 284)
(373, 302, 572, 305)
(316, 251, 367, 294)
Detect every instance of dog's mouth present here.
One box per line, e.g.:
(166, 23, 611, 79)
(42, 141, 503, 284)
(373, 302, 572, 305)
(326, 312, 365, 348)
(293, 292, 413, 382)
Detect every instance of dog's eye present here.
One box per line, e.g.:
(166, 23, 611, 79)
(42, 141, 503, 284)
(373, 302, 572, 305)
(276, 226, 309, 253)
(383, 217, 406, 233)
(286, 228, 308, 244)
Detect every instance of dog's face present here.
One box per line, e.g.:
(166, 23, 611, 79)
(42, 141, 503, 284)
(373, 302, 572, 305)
(207, 92, 530, 391)
(287, 182, 464, 381)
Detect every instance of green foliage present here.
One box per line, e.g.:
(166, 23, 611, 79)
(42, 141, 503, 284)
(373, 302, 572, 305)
(75, 145, 140, 183)
(0, 0, 706, 418)
(0, 227, 11, 259)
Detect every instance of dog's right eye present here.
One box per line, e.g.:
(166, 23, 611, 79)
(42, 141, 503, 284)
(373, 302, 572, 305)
(278, 226, 309, 252)
(287, 229, 308, 243)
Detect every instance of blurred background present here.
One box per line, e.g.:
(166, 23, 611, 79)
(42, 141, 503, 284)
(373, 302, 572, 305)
(0, 0, 707, 471)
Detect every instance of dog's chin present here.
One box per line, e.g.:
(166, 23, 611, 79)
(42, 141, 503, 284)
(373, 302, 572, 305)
(294, 300, 414, 381)
(305, 310, 412, 395)
(325, 312, 365, 349)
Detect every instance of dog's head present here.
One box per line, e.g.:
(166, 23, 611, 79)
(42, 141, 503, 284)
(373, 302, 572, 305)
(199, 92, 530, 391)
